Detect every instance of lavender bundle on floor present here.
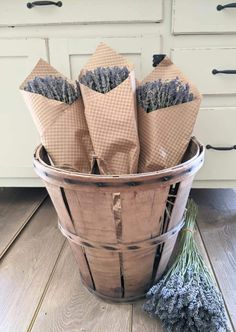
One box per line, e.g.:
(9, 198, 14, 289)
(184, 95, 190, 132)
(137, 77, 194, 113)
(24, 75, 80, 104)
(80, 66, 129, 94)
(143, 200, 229, 332)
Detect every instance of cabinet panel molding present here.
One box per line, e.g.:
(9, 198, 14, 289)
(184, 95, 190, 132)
(49, 35, 161, 81)
(0, 38, 47, 181)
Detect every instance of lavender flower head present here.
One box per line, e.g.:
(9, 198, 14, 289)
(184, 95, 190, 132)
(24, 76, 80, 105)
(143, 200, 230, 332)
(137, 77, 194, 113)
(79, 66, 129, 94)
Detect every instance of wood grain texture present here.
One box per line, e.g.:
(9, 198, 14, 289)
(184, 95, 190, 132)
(194, 226, 233, 332)
(31, 242, 132, 332)
(132, 224, 233, 332)
(45, 184, 94, 290)
(64, 189, 123, 298)
(155, 176, 194, 281)
(33, 138, 203, 301)
(121, 188, 169, 297)
(191, 189, 236, 331)
(0, 198, 64, 332)
(0, 187, 47, 259)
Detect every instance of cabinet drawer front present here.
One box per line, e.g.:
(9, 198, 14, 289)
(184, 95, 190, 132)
(173, 0, 236, 34)
(171, 48, 236, 95)
(194, 108, 236, 181)
(0, 0, 163, 26)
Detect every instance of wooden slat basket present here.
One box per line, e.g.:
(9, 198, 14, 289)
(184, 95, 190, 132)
(33, 137, 204, 302)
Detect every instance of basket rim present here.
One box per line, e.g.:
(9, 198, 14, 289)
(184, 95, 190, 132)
(33, 137, 204, 186)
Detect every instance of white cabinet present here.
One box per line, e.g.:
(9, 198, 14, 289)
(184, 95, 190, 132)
(0, 39, 47, 186)
(0, 0, 236, 188)
(49, 36, 161, 80)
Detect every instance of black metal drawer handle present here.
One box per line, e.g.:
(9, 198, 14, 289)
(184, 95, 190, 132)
(206, 144, 236, 151)
(27, 1, 62, 8)
(212, 69, 236, 75)
(217, 3, 236, 10)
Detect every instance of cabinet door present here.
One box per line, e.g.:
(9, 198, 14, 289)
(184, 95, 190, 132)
(171, 48, 236, 96)
(0, 39, 47, 186)
(48, 36, 161, 81)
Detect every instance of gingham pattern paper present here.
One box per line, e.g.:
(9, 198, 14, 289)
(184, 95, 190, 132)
(138, 56, 202, 173)
(79, 43, 140, 175)
(20, 59, 94, 173)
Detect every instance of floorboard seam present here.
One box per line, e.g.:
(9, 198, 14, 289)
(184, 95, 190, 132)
(26, 239, 67, 332)
(197, 223, 235, 332)
(130, 304, 133, 332)
(0, 193, 48, 260)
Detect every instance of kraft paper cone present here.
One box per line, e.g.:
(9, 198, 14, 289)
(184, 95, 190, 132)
(79, 43, 140, 175)
(20, 59, 94, 173)
(138, 56, 202, 173)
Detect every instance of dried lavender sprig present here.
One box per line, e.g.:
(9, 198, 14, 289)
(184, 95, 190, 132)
(137, 77, 194, 113)
(24, 75, 80, 105)
(143, 200, 230, 332)
(80, 66, 129, 94)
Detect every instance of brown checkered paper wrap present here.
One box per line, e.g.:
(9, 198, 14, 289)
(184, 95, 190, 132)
(20, 59, 94, 173)
(79, 43, 140, 175)
(138, 56, 202, 173)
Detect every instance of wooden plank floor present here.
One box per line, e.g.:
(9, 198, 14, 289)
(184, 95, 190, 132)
(0, 189, 235, 332)
(191, 189, 236, 330)
(0, 188, 47, 259)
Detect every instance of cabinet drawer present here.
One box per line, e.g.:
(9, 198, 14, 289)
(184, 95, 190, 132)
(193, 108, 236, 181)
(173, 0, 236, 34)
(171, 48, 236, 95)
(0, 0, 163, 26)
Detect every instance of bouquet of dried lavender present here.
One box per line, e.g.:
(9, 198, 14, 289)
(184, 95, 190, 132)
(137, 77, 194, 113)
(79, 42, 140, 175)
(20, 59, 94, 173)
(24, 75, 80, 104)
(80, 66, 129, 94)
(137, 55, 201, 173)
(143, 200, 229, 332)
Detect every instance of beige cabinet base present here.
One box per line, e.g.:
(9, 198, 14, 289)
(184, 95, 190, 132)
(1, 0, 236, 188)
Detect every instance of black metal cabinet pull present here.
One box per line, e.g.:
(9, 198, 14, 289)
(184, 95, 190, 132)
(27, 1, 62, 9)
(217, 3, 236, 10)
(212, 69, 236, 75)
(153, 54, 166, 67)
(206, 144, 236, 151)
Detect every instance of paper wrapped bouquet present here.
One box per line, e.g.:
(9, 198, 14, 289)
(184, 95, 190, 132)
(137, 55, 201, 173)
(79, 43, 140, 175)
(20, 59, 94, 173)
(20, 43, 201, 176)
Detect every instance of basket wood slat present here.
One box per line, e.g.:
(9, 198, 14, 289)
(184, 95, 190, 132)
(33, 137, 204, 302)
